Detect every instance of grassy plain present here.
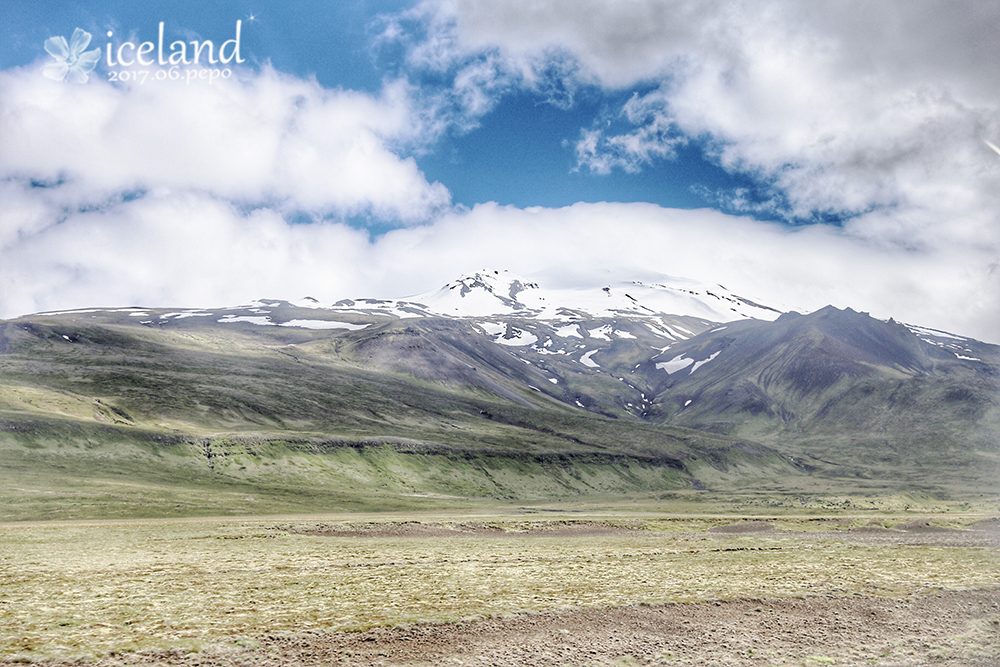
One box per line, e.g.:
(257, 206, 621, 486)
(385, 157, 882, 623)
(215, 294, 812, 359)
(2, 509, 998, 662)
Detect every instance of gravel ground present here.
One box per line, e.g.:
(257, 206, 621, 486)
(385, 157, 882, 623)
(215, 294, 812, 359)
(38, 589, 999, 667)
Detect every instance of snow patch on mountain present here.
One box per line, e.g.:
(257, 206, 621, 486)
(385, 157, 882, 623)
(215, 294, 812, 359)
(416, 271, 544, 316)
(904, 324, 966, 341)
(219, 315, 273, 325)
(588, 326, 611, 341)
(38, 309, 101, 316)
(555, 324, 583, 338)
(477, 322, 506, 336)
(162, 311, 213, 319)
(656, 355, 695, 374)
(279, 320, 368, 330)
(904, 322, 984, 359)
(496, 329, 537, 346)
(690, 351, 721, 374)
(216, 313, 368, 330)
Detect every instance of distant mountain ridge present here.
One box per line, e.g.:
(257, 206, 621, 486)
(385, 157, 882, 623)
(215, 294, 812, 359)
(1, 269, 997, 517)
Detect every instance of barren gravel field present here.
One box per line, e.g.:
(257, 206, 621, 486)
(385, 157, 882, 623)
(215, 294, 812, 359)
(2, 515, 998, 666)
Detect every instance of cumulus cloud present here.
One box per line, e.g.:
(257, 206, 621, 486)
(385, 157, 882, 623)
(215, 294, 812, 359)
(372, 3, 518, 135)
(3, 193, 997, 342)
(431, 1, 1000, 235)
(0, 190, 378, 316)
(575, 89, 686, 174)
(0, 65, 450, 222)
(374, 1, 595, 134)
(0, 55, 455, 316)
(0, 58, 457, 316)
(369, 202, 1000, 344)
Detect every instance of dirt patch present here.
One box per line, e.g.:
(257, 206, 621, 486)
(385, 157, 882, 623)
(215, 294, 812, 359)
(288, 521, 497, 539)
(845, 525, 898, 534)
(708, 520, 774, 534)
(893, 520, 964, 533)
(280, 520, 646, 539)
(29, 589, 999, 667)
(694, 523, 1000, 548)
(834, 524, 1000, 548)
(970, 518, 1000, 532)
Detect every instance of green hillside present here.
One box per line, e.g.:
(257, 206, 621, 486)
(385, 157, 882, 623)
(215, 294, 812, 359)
(0, 311, 802, 520)
(1, 303, 996, 521)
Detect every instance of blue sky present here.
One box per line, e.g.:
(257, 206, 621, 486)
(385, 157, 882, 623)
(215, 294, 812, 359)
(1, 1, 999, 342)
(0, 0, 793, 216)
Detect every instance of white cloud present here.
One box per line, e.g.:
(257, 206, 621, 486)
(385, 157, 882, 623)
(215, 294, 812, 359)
(0, 191, 377, 315)
(575, 88, 686, 174)
(443, 0, 700, 87)
(0, 58, 451, 316)
(2, 197, 997, 343)
(431, 1, 1000, 238)
(374, 1, 592, 133)
(0, 65, 450, 223)
(369, 202, 999, 343)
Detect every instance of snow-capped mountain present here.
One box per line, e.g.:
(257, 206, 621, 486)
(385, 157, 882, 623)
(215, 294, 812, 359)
(295, 269, 786, 322)
(6, 270, 998, 500)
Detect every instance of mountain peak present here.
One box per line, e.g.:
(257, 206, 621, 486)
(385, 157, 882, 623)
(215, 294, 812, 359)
(416, 270, 544, 316)
(447, 271, 540, 301)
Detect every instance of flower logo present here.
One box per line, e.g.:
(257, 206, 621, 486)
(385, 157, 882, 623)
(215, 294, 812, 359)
(42, 28, 101, 83)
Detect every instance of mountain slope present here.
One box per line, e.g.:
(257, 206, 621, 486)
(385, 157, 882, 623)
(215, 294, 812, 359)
(0, 305, 803, 519)
(626, 306, 1000, 483)
(1, 272, 996, 519)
